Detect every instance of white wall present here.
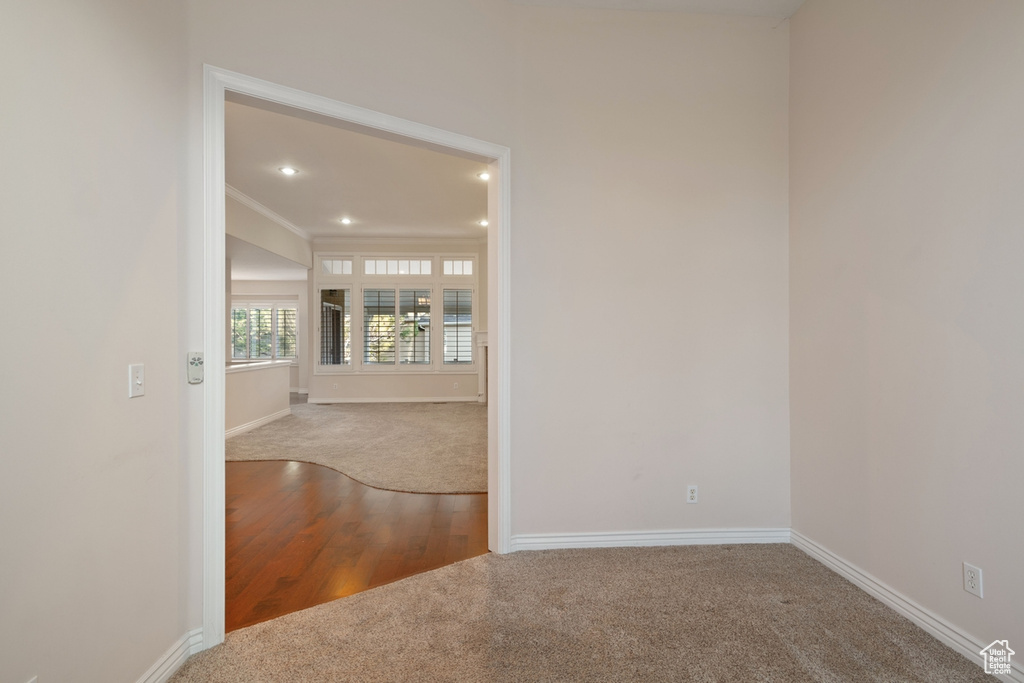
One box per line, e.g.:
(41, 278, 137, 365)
(790, 0, 1024, 654)
(0, 2, 189, 682)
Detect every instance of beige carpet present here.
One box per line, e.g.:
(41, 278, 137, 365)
(172, 545, 986, 682)
(227, 400, 487, 494)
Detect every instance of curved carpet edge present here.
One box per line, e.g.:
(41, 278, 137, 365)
(226, 402, 487, 494)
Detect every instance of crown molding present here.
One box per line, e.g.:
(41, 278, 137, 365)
(312, 235, 487, 248)
(225, 184, 312, 242)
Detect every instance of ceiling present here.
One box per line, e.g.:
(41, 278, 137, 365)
(505, 0, 805, 18)
(226, 235, 309, 281)
(225, 100, 490, 243)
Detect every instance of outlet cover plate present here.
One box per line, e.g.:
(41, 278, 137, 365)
(963, 562, 983, 598)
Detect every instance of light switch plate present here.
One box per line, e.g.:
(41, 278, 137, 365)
(129, 363, 145, 398)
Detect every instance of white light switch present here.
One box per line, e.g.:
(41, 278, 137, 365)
(129, 363, 145, 398)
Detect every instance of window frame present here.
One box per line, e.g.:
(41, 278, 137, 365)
(314, 251, 478, 376)
(230, 301, 300, 364)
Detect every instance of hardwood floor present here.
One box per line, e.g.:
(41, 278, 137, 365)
(226, 460, 488, 632)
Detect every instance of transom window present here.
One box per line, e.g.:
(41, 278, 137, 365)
(443, 259, 474, 276)
(231, 303, 298, 360)
(321, 259, 353, 275)
(364, 258, 432, 276)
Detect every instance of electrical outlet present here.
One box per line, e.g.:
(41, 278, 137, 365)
(963, 562, 983, 598)
(454, 382, 459, 389)
(686, 485, 698, 504)
(332, 383, 338, 390)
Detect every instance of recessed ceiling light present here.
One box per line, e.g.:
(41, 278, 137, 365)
(478, 219, 489, 227)
(477, 172, 490, 181)
(279, 166, 299, 176)
(340, 217, 352, 225)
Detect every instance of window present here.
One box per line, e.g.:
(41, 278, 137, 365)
(443, 259, 473, 276)
(363, 289, 396, 364)
(231, 304, 298, 360)
(321, 259, 353, 275)
(314, 250, 477, 374)
(443, 289, 473, 364)
(362, 289, 435, 365)
(364, 258, 432, 275)
(276, 308, 297, 358)
(399, 290, 431, 364)
(320, 289, 351, 365)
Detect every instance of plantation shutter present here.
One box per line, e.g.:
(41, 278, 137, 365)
(443, 290, 473, 364)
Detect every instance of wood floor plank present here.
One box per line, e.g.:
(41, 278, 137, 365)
(226, 460, 488, 632)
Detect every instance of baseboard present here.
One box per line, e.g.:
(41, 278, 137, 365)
(791, 530, 1022, 682)
(308, 396, 479, 404)
(136, 628, 203, 683)
(295, 388, 309, 395)
(511, 527, 791, 552)
(225, 407, 291, 439)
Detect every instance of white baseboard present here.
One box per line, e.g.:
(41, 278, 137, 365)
(511, 527, 791, 552)
(791, 530, 1022, 682)
(308, 396, 479, 404)
(225, 407, 291, 439)
(295, 388, 309, 395)
(136, 628, 203, 683)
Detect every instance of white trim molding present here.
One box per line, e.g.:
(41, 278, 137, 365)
(226, 184, 311, 241)
(511, 528, 791, 552)
(135, 628, 203, 683)
(791, 530, 1023, 682)
(225, 407, 291, 439)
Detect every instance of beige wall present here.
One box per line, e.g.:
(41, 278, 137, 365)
(226, 194, 313, 268)
(225, 362, 291, 434)
(790, 0, 1024, 653)
(0, 2, 188, 682)
(508, 8, 791, 534)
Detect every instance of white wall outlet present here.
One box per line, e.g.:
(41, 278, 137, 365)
(963, 562, 983, 598)
(686, 485, 698, 504)
(332, 383, 338, 390)
(129, 363, 145, 398)
(454, 382, 459, 389)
